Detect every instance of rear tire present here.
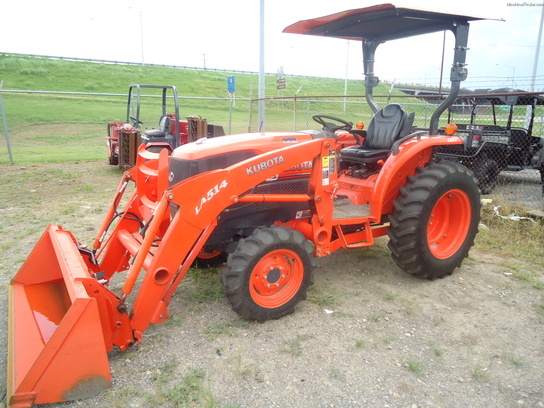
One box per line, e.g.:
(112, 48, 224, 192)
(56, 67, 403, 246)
(539, 162, 543, 197)
(473, 158, 499, 194)
(223, 226, 315, 322)
(387, 161, 481, 280)
(192, 250, 228, 269)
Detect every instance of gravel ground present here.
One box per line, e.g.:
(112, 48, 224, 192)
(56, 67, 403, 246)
(0, 162, 543, 408)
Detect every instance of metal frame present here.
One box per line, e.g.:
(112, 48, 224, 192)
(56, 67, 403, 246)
(126, 84, 181, 145)
(283, 4, 500, 134)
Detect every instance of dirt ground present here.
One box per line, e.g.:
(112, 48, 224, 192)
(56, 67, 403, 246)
(0, 161, 543, 408)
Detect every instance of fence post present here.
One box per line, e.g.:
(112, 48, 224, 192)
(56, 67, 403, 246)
(0, 81, 14, 164)
(293, 95, 297, 131)
(229, 96, 233, 135)
(248, 82, 254, 133)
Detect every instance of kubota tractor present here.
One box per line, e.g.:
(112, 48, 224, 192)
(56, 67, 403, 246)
(7, 4, 494, 406)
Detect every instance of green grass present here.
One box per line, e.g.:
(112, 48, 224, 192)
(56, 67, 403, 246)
(0, 54, 435, 164)
(477, 201, 544, 288)
(370, 311, 386, 322)
(150, 367, 216, 408)
(307, 282, 340, 309)
(185, 267, 225, 304)
(383, 292, 396, 301)
(228, 348, 255, 378)
(0, 54, 481, 164)
(144, 360, 238, 407)
(282, 335, 313, 357)
(329, 367, 347, 382)
(357, 246, 389, 260)
(535, 295, 544, 316)
(355, 339, 365, 349)
(405, 360, 423, 375)
(471, 364, 491, 382)
(476, 200, 544, 268)
(0, 54, 382, 97)
(150, 359, 180, 385)
(204, 321, 249, 341)
(507, 353, 525, 367)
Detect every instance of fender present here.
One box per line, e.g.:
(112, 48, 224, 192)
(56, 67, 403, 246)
(370, 135, 464, 220)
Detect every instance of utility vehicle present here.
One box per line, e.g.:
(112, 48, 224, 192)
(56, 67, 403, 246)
(438, 88, 544, 193)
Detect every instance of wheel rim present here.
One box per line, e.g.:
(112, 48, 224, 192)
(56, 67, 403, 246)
(427, 189, 471, 259)
(249, 249, 304, 308)
(197, 249, 222, 259)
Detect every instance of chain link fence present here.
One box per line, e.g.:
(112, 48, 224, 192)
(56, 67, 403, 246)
(0, 90, 255, 164)
(2, 89, 543, 210)
(250, 92, 544, 211)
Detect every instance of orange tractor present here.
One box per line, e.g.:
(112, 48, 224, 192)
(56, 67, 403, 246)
(8, 4, 492, 406)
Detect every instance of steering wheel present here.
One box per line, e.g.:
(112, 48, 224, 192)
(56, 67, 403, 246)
(130, 116, 144, 127)
(312, 114, 353, 133)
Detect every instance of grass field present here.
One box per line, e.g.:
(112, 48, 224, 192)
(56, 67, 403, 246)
(0, 54, 375, 96)
(1, 54, 542, 165)
(0, 54, 391, 163)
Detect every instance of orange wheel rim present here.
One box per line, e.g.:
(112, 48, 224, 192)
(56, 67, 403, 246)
(197, 249, 222, 259)
(249, 249, 303, 308)
(427, 189, 471, 259)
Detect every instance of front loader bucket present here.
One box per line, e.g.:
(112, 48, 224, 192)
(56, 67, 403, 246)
(8, 225, 111, 407)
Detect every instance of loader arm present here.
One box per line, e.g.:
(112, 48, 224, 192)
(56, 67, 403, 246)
(6, 137, 335, 407)
(126, 137, 331, 337)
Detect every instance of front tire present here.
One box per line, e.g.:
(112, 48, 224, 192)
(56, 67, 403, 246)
(387, 161, 481, 280)
(223, 226, 315, 322)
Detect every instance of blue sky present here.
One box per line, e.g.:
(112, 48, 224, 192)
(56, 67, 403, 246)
(2, 1, 543, 90)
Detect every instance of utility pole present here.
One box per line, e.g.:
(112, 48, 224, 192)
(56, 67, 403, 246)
(0, 81, 14, 164)
(258, 0, 265, 131)
(496, 64, 515, 89)
(343, 40, 349, 114)
(201, 53, 207, 70)
(139, 11, 144, 65)
(531, 4, 544, 91)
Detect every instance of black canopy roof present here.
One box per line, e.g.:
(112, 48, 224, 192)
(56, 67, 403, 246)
(283, 3, 500, 42)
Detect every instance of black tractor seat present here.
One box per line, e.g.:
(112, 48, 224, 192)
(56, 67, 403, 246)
(339, 104, 415, 164)
(144, 115, 171, 138)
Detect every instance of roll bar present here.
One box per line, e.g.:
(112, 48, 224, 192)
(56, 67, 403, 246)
(284, 4, 501, 133)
